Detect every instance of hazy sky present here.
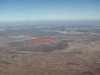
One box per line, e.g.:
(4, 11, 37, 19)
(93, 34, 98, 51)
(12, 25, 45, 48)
(0, 0, 100, 22)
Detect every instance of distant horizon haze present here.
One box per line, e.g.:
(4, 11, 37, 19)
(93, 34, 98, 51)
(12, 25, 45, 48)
(0, 0, 100, 22)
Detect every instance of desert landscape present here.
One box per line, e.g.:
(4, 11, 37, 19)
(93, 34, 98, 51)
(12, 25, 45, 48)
(0, 24, 100, 75)
(0, 0, 100, 75)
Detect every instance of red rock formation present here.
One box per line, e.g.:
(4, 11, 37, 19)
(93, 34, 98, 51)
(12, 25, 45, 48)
(28, 37, 56, 47)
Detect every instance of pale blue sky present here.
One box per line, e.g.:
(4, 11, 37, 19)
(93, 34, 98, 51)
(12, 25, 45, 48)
(0, 0, 100, 22)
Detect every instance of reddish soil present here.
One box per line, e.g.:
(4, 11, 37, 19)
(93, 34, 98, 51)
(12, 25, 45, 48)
(28, 37, 56, 47)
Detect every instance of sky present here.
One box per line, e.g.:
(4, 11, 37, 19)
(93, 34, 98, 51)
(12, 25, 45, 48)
(0, 0, 100, 22)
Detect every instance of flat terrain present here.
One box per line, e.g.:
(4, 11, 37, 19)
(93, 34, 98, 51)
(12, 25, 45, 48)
(0, 24, 100, 75)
